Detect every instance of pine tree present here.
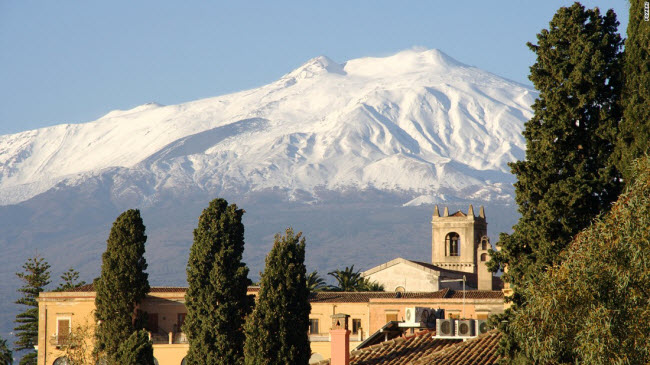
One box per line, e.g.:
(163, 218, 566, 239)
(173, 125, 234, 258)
(487, 4, 623, 363)
(614, 0, 650, 182)
(184, 198, 251, 365)
(114, 330, 155, 365)
(94, 209, 150, 364)
(14, 255, 50, 365)
(510, 155, 650, 363)
(0, 336, 13, 365)
(54, 268, 86, 292)
(244, 228, 310, 365)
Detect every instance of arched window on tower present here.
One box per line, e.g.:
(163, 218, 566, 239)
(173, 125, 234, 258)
(446, 232, 460, 256)
(480, 236, 490, 250)
(481, 253, 488, 262)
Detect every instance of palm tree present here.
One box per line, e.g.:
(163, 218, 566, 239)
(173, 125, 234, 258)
(306, 271, 327, 292)
(328, 265, 363, 291)
(360, 278, 384, 292)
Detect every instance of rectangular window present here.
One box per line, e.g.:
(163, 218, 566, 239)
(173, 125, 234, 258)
(57, 318, 70, 345)
(309, 319, 319, 334)
(352, 319, 362, 334)
(177, 313, 186, 332)
(386, 313, 398, 323)
(146, 313, 159, 333)
(476, 313, 489, 320)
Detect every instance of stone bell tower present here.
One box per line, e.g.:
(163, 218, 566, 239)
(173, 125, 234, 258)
(431, 204, 492, 290)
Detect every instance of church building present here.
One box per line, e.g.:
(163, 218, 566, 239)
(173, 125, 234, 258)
(362, 205, 496, 292)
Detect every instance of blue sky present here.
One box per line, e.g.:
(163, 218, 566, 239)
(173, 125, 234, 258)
(0, 1, 629, 135)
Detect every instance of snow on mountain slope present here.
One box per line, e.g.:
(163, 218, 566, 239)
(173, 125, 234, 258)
(0, 49, 536, 206)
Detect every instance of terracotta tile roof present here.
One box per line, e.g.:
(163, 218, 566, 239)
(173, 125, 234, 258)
(315, 330, 461, 365)
(62, 284, 259, 294)
(413, 330, 502, 365)
(67, 284, 95, 292)
(308, 290, 449, 303)
(318, 330, 501, 365)
(450, 211, 467, 217)
(446, 290, 504, 299)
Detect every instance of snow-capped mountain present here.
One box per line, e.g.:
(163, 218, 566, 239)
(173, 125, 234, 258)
(0, 48, 536, 339)
(0, 49, 535, 207)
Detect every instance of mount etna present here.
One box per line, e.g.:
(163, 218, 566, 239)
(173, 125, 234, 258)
(0, 48, 535, 337)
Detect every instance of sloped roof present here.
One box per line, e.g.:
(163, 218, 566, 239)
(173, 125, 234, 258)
(317, 330, 502, 365)
(446, 290, 504, 299)
(61, 284, 259, 294)
(363, 258, 461, 277)
(308, 290, 449, 303)
(412, 330, 502, 365)
(315, 330, 461, 365)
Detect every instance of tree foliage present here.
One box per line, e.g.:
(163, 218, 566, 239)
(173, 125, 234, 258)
(94, 209, 150, 363)
(306, 271, 328, 292)
(244, 228, 311, 365)
(487, 4, 623, 363)
(509, 155, 650, 364)
(184, 198, 251, 365)
(0, 336, 12, 365)
(14, 255, 51, 365)
(54, 268, 86, 292)
(328, 265, 384, 292)
(114, 330, 155, 365)
(614, 0, 650, 182)
(52, 318, 96, 365)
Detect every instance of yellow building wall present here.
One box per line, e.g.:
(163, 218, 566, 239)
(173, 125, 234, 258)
(38, 292, 96, 365)
(39, 291, 503, 365)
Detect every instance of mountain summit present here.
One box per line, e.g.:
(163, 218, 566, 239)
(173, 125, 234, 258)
(0, 48, 536, 206)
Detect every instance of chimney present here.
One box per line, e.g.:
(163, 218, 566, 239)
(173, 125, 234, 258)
(330, 313, 350, 365)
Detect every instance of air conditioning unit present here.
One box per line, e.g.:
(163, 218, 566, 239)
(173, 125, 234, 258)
(404, 307, 435, 326)
(455, 319, 475, 337)
(436, 319, 455, 336)
(475, 319, 489, 335)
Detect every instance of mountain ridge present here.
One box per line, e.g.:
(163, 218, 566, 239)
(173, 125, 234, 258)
(0, 48, 536, 207)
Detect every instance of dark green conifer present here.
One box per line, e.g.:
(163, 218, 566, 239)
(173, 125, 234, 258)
(114, 330, 155, 365)
(14, 255, 50, 365)
(184, 199, 251, 365)
(487, 4, 623, 363)
(244, 228, 310, 365)
(54, 268, 86, 292)
(0, 336, 11, 365)
(614, 0, 650, 182)
(94, 209, 150, 364)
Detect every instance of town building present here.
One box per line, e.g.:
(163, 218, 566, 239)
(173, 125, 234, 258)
(36, 204, 506, 365)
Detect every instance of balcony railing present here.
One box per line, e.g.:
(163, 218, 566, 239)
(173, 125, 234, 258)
(49, 334, 73, 348)
(308, 330, 364, 342)
(149, 331, 188, 345)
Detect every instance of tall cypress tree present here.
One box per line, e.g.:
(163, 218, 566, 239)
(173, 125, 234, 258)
(184, 198, 251, 365)
(487, 3, 623, 363)
(114, 330, 155, 365)
(94, 209, 150, 364)
(615, 0, 650, 182)
(244, 228, 310, 365)
(14, 255, 50, 365)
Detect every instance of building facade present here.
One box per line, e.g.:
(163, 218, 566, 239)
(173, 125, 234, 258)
(363, 205, 496, 291)
(36, 204, 505, 365)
